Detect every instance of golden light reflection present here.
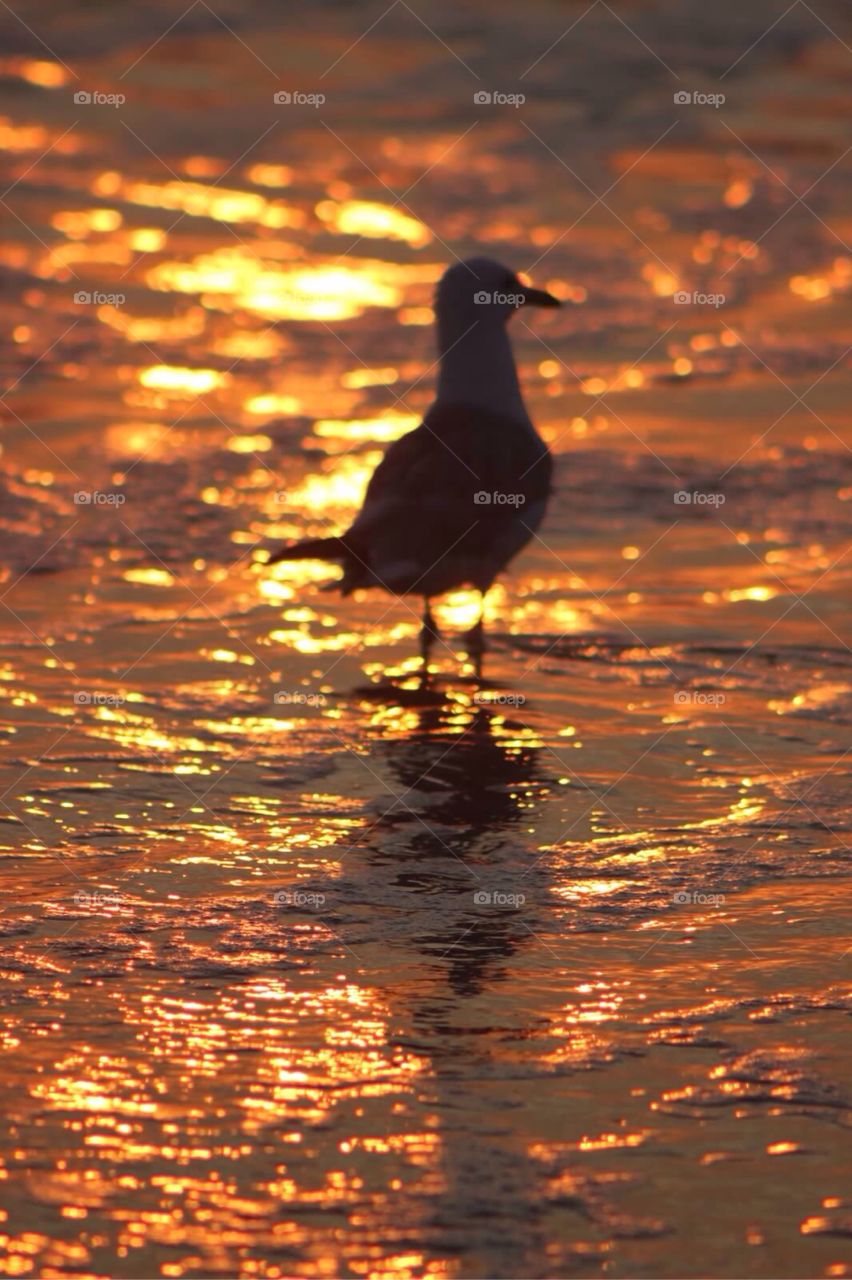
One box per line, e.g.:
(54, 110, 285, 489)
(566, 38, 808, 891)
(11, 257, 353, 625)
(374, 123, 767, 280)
(227, 434, 272, 454)
(214, 331, 282, 361)
(769, 683, 851, 716)
(509, 595, 591, 635)
(244, 393, 302, 415)
(129, 227, 167, 252)
(97, 176, 305, 228)
(199, 718, 298, 738)
(341, 367, 400, 389)
(268, 620, 415, 653)
(555, 878, 632, 901)
(790, 258, 852, 301)
(685, 794, 766, 831)
(350, 1252, 437, 1280)
(247, 163, 293, 187)
(0, 117, 53, 151)
(724, 178, 753, 208)
(429, 590, 485, 631)
(725, 585, 778, 602)
(31, 1078, 157, 1117)
(642, 264, 679, 297)
(52, 209, 123, 236)
(257, 578, 296, 602)
(122, 567, 175, 587)
(138, 366, 227, 394)
(36, 240, 132, 275)
(281, 453, 380, 516)
(314, 415, 418, 443)
(147, 253, 404, 321)
(201, 648, 254, 665)
(0, 57, 69, 87)
(98, 309, 206, 344)
(398, 306, 433, 325)
(316, 199, 432, 247)
(575, 1130, 649, 1151)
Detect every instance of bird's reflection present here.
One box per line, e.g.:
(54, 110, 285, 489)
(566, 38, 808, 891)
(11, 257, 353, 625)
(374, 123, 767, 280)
(381, 700, 539, 835)
(328, 677, 557, 1272)
(343, 678, 551, 997)
(265, 675, 558, 1268)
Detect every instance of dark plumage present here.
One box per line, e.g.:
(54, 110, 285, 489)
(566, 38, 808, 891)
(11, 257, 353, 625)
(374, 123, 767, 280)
(266, 257, 561, 655)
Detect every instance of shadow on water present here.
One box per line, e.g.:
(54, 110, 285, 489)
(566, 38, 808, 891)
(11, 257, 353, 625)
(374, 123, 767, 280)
(345, 676, 550, 989)
(321, 678, 564, 1272)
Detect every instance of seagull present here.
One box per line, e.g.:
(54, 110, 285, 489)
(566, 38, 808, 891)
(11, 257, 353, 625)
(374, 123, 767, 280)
(266, 257, 561, 658)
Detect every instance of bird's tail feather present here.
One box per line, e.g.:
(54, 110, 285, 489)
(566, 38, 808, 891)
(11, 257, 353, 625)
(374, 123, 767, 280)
(266, 536, 347, 565)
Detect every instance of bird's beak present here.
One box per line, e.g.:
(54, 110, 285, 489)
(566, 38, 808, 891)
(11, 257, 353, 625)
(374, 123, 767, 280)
(520, 285, 562, 308)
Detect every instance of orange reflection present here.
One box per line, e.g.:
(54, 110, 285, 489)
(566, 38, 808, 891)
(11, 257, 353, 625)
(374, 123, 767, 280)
(138, 366, 227, 394)
(316, 199, 432, 247)
(147, 253, 405, 321)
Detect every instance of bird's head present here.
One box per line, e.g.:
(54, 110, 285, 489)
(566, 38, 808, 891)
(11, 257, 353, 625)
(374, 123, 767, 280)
(436, 257, 561, 334)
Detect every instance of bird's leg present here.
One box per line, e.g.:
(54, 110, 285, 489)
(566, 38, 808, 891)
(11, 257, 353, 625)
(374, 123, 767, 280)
(420, 597, 440, 663)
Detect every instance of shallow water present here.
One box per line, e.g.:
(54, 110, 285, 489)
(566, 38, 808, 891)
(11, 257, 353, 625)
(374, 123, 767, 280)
(1, 1, 851, 1276)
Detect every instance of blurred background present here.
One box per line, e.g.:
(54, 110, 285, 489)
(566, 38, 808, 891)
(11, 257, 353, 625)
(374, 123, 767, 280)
(1, 1, 851, 1277)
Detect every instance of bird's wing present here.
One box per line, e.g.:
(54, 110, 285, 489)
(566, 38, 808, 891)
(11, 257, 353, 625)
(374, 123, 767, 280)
(342, 403, 552, 592)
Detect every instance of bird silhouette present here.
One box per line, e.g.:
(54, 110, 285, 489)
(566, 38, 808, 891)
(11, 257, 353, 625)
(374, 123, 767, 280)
(267, 257, 560, 659)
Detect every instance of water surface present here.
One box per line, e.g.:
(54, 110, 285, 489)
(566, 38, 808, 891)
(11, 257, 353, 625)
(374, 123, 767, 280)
(1, 1, 851, 1276)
